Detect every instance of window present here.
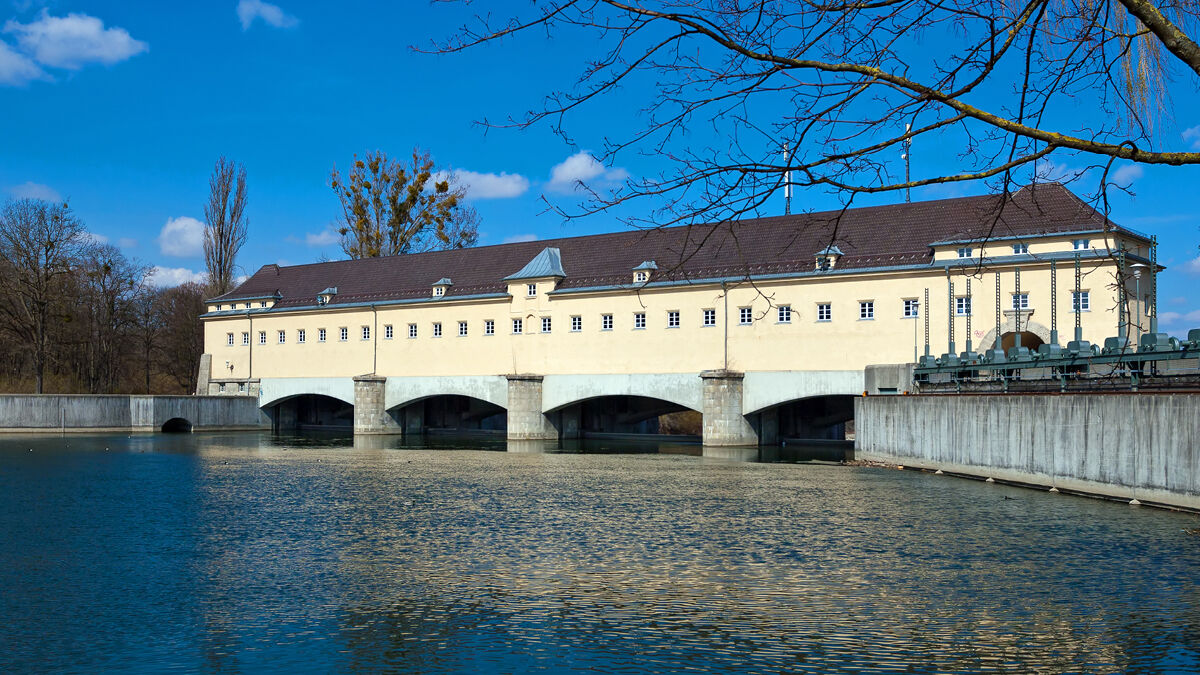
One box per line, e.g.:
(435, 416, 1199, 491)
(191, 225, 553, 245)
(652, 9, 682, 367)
(218, 382, 226, 393)
(955, 297, 972, 316)
(259, 301, 267, 308)
(1013, 243, 1029, 254)
(484, 320, 495, 336)
(339, 327, 348, 342)
(298, 329, 306, 343)
(817, 303, 832, 322)
(433, 322, 442, 338)
(527, 283, 537, 297)
(278, 330, 286, 344)
(859, 301, 874, 320)
(903, 299, 920, 318)
(667, 310, 680, 328)
(434, 286, 445, 297)
(458, 321, 468, 337)
(542, 317, 552, 333)
(1012, 293, 1029, 310)
(634, 312, 646, 329)
(957, 247, 973, 258)
(739, 307, 752, 325)
(258, 331, 266, 345)
(602, 314, 613, 331)
(778, 305, 792, 323)
(238, 382, 246, 393)
(217, 305, 223, 311)
(384, 325, 393, 340)
(408, 323, 418, 339)
(571, 316, 582, 332)
(361, 325, 370, 340)
(1073, 238, 1090, 250)
(1073, 291, 1090, 312)
(318, 328, 326, 343)
(226, 333, 234, 346)
(703, 309, 716, 326)
(635, 271, 648, 283)
(512, 318, 523, 334)
(241, 332, 250, 346)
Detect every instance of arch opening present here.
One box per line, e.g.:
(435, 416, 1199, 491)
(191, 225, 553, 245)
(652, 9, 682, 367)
(266, 393, 354, 432)
(390, 395, 507, 436)
(554, 395, 701, 441)
(754, 395, 856, 460)
(1001, 331, 1045, 352)
(160, 417, 193, 433)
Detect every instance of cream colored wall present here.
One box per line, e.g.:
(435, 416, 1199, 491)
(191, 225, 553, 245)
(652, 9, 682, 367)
(203, 257, 1143, 382)
(932, 234, 1148, 262)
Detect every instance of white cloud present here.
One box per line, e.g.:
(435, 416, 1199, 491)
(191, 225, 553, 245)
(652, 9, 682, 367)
(502, 233, 538, 244)
(1183, 125, 1200, 150)
(305, 228, 339, 247)
(146, 266, 206, 288)
(1157, 309, 1200, 333)
(158, 216, 205, 258)
(1182, 256, 1200, 277)
(0, 39, 44, 85)
(117, 237, 137, 249)
(80, 231, 107, 245)
(6, 180, 60, 201)
(1035, 158, 1086, 183)
(3, 10, 147, 70)
(453, 170, 530, 199)
(547, 151, 630, 192)
(237, 0, 299, 30)
(1109, 164, 1143, 186)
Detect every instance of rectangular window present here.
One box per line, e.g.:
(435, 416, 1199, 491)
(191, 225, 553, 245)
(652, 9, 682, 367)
(602, 314, 613, 331)
(512, 318, 523, 334)
(318, 328, 326, 343)
(484, 320, 495, 336)
(859, 301, 874, 320)
(667, 310, 680, 328)
(1073, 291, 1090, 312)
(433, 322, 442, 338)
(238, 382, 246, 393)
(634, 312, 646, 329)
(278, 330, 286, 344)
(339, 327, 348, 342)
(242, 332, 250, 345)
(957, 247, 973, 258)
(955, 297, 972, 316)
(408, 323, 418, 339)
(1013, 243, 1029, 254)
(218, 382, 225, 393)
(259, 301, 267, 308)
(1073, 238, 1090, 250)
(361, 325, 370, 340)
(384, 325, 393, 340)
(739, 307, 752, 325)
(703, 308, 716, 326)
(258, 331, 266, 345)
(542, 316, 552, 333)
(458, 321, 468, 337)
(777, 305, 792, 323)
(635, 271, 648, 283)
(903, 299, 920, 318)
(434, 286, 444, 297)
(817, 303, 832, 322)
(527, 283, 537, 297)
(571, 315, 582, 332)
(226, 333, 234, 346)
(298, 329, 306, 343)
(1012, 293, 1029, 310)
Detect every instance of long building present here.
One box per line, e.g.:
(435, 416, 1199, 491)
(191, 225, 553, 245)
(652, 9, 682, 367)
(198, 183, 1157, 445)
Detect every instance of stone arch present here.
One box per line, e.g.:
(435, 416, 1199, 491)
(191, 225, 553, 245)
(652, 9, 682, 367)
(258, 378, 355, 410)
(741, 370, 863, 415)
(541, 373, 702, 414)
(160, 417, 192, 433)
(979, 316, 1052, 350)
(385, 376, 509, 411)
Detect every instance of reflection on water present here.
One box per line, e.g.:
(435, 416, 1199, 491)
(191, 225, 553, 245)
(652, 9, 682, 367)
(1, 431, 1198, 673)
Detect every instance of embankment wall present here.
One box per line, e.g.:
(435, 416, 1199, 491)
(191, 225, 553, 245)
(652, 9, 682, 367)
(0, 395, 267, 432)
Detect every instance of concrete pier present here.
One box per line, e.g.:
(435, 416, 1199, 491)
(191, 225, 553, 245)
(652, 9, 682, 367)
(700, 370, 759, 447)
(505, 374, 557, 440)
(352, 375, 400, 435)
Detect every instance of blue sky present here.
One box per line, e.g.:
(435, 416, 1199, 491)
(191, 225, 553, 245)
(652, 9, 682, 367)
(3, 1, 1200, 334)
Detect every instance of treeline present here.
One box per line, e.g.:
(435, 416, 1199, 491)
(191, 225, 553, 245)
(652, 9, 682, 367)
(0, 198, 206, 395)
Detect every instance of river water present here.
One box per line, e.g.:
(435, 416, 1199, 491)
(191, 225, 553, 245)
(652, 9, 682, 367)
(1, 431, 1198, 673)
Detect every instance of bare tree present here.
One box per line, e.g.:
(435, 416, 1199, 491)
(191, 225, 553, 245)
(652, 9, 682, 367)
(331, 149, 479, 258)
(0, 199, 89, 393)
(435, 1, 1200, 223)
(204, 157, 248, 295)
(76, 245, 149, 393)
(154, 282, 207, 393)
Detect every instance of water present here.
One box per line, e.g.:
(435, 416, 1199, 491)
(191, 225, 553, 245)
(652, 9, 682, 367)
(2, 432, 1199, 673)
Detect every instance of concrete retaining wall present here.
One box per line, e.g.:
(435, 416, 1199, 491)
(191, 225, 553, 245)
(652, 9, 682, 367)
(0, 395, 267, 432)
(856, 393, 1200, 510)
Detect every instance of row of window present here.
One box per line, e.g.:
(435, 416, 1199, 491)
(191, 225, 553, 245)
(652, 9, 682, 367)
(214, 301, 270, 311)
(222, 293, 1094, 346)
(955, 239, 1090, 259)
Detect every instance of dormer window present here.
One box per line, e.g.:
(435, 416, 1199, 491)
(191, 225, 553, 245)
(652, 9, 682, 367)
(1072, 238, 1090, 250)
(1013, 243, 1029, 254)
(432, 278, 452, 298)
(814, 245, 843, 270)
(316, 287, 338, 306)
(956, 247, 973, 258)
(632, 260, 658, 284)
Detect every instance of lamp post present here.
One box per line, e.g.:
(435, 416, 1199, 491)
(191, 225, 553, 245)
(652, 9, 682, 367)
(1130, 262, 1149, 343)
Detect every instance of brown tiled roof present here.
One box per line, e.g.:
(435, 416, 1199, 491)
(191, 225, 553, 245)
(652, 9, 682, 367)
(215, 183, 1127, 309)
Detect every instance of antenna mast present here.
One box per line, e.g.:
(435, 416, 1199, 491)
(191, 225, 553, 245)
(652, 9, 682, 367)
(783, 143, 792, 215)
(902, 123, 912, 203)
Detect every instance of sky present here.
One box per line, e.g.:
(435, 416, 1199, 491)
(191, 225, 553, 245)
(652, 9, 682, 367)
(3, 1, 1200, 335)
